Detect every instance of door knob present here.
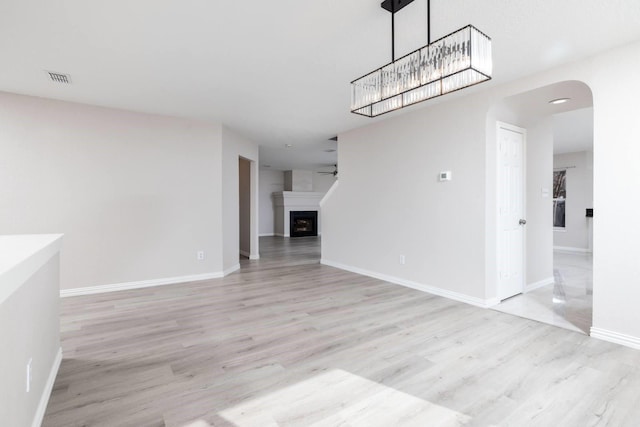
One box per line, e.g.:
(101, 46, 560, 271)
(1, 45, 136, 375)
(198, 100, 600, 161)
(519, 219, 527, 225)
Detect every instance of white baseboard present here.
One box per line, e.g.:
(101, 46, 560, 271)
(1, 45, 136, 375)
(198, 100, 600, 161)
(321, 259, 496, 308)
(249, 254, 260, 260)
(525, 277, 554, 293)
(554, 246, 592, 254)
(259, 233, 275, 237)
(32, 347, 62, 427)
(590, 327, 640, 350)
(274, 233, 286, 237)
(484, 297, 501, 307)
(239, 250, 251, 258)
(60, 271, 226, 297)
(223, 264, 241, 276)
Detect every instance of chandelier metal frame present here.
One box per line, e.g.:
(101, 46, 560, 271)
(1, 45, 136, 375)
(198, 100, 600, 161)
(351, 0, 492, 117)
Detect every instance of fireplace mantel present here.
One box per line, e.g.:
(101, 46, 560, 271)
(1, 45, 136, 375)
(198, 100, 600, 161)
(272, 191, 323, 237)
(273, 191, 324, 206)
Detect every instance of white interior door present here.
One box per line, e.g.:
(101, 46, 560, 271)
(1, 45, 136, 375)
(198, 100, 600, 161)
(497, 123, 526, 300)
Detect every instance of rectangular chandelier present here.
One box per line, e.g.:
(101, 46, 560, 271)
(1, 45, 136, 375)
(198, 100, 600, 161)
(351, 25, 492, 118)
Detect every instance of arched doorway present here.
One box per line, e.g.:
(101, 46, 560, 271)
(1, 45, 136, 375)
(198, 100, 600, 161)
(490, 81, 594, 334)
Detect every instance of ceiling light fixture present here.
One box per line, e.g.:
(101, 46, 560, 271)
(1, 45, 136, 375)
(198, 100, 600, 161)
(549, 98, 570, 105)
(351, 0, 492, 117)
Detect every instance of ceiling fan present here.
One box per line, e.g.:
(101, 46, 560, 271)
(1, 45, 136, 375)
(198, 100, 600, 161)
(318, 164, 338, 177)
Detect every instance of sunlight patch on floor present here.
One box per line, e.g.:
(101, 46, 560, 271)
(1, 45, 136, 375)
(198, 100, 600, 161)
(218, 369, 472, 427)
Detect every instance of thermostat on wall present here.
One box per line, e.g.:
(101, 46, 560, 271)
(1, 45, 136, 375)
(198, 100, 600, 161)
(439, 171, 452, 181)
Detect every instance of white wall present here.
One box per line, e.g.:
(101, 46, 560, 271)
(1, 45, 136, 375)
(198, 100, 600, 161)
(525, 119, 554, 287)
(553, 151, 594, 251)
(259, 169, 284, 236)
(323, 40, 640, 346)
(489, 44, 640, 344)
(589, 42, 640, 345)
(284, 170, 313, 191)
(323, 94, 489, 301)
(0, 91, 224, 290)
(313, 173, 337, 193)
(222, 126, 259, 269)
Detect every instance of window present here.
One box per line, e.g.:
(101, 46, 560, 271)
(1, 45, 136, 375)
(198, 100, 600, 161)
(553, 170, 566, 228)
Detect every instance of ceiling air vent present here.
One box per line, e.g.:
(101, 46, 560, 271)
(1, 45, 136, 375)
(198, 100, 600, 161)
(46, 71, 71, 84)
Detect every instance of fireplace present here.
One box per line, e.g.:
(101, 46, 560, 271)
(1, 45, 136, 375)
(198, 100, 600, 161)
(290, 211, 318, 237)
(273, 191, 323, 237)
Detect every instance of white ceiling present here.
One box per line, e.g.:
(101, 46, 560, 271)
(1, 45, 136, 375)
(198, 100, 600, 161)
(1, 0, 638, 169)
(553, 108, 593, 155)
(496, 80, 594, 154)
(498, 81, 593, 122)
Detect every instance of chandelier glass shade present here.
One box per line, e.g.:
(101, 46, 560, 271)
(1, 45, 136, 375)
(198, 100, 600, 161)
(351, 25, 492, 117)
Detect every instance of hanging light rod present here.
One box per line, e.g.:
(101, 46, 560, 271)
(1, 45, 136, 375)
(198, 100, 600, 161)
(381, 0, 415, 13)
(380, 0, 416, 63)
(351, 0, 492, 118)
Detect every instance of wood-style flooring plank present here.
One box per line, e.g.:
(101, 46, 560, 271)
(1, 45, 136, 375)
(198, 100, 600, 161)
(43, 236, 640, 427)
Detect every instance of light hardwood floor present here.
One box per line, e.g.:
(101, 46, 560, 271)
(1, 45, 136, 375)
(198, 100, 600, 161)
(44, 237, 640, 427)
(493, 251, 593, 334)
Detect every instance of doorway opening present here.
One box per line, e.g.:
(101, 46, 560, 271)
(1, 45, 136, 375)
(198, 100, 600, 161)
(491, 81, 594, 335)
(238, 156, 256, 261)
(256, 162, 338, 266)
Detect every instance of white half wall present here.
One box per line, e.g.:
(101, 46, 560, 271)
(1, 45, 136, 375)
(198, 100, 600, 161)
(0, 237, 61, 427)
(0, 91, 224, 290)
(553, 150, 594, 251)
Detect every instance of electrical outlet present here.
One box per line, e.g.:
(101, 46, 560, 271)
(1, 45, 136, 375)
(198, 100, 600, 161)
(26, 358, 32, 393)
(399, 255, 406, 265)
(197, 251, 205, 261)
(439, 171, 452, 181)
